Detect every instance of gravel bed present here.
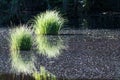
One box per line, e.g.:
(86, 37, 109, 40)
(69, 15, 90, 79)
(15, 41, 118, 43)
(0, 28, 120, 79)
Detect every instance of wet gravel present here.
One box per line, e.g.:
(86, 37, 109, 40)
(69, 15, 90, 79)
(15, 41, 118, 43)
(38, 35, 120, 79)
(0, 28, 120, 79)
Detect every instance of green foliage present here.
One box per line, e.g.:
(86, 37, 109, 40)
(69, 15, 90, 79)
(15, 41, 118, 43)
(10, 25, 33, 51)
(33, 10, 65, 35)
(33, 66, 56, 80)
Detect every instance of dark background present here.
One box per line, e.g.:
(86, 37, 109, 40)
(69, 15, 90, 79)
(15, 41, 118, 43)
(0, 0, 120, 29)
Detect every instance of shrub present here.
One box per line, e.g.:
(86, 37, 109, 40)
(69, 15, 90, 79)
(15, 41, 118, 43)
(33, 10, 65, 35)
(10, 25, 33, 51)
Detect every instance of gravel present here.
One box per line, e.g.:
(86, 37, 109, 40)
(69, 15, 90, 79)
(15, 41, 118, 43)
(0, 28, 120, 79)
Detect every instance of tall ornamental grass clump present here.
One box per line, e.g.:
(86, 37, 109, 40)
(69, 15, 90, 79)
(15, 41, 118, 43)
(33, 10, 65, 35)
(10, 25, 33, 51)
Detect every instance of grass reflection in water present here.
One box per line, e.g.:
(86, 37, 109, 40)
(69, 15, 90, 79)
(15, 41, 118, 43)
(10, 50, 57, 80)
(36, 35, 66, 58)
(10, 50, 36, 74)
(9, 33, 67, 79)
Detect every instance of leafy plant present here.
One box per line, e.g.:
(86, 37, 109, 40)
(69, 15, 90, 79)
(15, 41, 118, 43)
(33, 10, 65, 35)
(10, 25, 33, 51)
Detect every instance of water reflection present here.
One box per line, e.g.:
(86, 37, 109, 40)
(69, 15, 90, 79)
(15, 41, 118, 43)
(36, 35, 66, 58)
(9, 34, 67, 79)
(10, 50, 36, 74)
(10, 50, 57, 80)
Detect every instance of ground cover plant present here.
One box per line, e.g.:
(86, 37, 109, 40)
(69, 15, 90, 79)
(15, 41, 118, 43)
(10, 25, 33, 51)
(33, 10, 65, 35)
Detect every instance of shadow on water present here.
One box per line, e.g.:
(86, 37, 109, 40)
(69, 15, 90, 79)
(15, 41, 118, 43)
(0, 73, 111, 80)
(0, 73, 107, 80)
(0, 73, 34, 80)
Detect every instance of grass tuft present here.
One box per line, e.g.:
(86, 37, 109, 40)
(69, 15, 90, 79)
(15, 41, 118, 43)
(33, 10, 65, 35)
(10, 25, 33, 51)
(33, 66, 56, 80)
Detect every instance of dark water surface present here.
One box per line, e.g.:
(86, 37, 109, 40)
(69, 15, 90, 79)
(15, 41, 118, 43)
(0, 28, 120, 80)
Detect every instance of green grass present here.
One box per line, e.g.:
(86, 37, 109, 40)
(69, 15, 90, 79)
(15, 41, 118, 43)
(10, 25, 33, 51)
(35, 35, 66, 58)
(33, 10, 65, 35)
(33, 66, 56, 80)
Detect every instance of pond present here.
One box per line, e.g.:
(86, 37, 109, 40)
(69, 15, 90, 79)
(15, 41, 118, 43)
(0, 28, 120, 80)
